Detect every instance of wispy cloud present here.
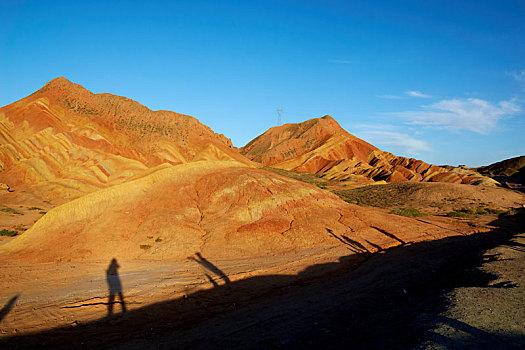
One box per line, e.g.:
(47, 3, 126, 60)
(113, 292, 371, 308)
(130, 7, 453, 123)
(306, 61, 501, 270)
(406, 90, 431, 98)
(377, 94, 402, 99)
(397, 98, 521, 134)
(507, 70, 525, 91)
(352, 125, 430, 155)
(507, 69, 525, 82)
(377, 90, 432, 99)
(329, 59, 353, 64)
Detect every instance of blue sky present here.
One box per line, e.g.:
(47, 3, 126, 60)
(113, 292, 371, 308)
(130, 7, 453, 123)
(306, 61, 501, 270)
(1, 0, 524, 166)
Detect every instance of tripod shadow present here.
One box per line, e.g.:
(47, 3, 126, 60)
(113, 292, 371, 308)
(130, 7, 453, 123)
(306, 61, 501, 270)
(106, 258, 127, 317)
(188, 252, 231, 285)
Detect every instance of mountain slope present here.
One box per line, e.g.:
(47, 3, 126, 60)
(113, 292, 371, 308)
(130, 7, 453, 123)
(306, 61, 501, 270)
(478, 155, 525, 185)
(0, 77, 253, 202)
(242, 115, 378, 166)
(241, 116, 491, 186)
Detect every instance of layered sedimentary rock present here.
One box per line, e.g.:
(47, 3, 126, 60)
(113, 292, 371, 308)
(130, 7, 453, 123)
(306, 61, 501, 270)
(0, 161, 462, 262)
(0, 77, 252, 202)
(241, 115, 489, 186)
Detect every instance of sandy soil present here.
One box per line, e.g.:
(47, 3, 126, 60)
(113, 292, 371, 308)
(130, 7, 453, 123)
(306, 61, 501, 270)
(1, 211, 523, 349)
(0, 245, 354, 338)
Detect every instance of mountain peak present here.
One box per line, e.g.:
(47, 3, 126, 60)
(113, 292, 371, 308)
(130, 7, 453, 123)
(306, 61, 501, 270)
(38, 77, 88, 94)
(48, 76, 71, 84)
(317, 114, 344, 131)
(240, 115, 358, 166)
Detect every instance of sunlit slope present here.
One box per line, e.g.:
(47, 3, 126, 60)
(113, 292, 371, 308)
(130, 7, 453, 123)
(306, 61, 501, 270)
(0, 161, 460, 262)
(241, 115, 494, 186)
(0, 77, 253, 202)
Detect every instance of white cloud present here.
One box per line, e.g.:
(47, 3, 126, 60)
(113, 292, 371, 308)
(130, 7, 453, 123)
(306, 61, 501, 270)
(353, 126, 430, 155)
(406, 90, 431, 98)
(377, 90, 431, 99)
(377, 94, 402, 99)
(399, 98, 521, 134)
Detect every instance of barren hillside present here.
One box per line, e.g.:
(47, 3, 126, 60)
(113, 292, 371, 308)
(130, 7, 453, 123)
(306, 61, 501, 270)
(0, 77, 252, 203)
(241, 115, 496, 187)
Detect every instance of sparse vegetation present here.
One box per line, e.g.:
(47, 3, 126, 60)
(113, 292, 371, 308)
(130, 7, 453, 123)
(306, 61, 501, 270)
(39, 211, 47, 215)
(447, 211, 476, 218)
(0, 229, 18, 237)
(155, 237, 163, 242)
(334, 184, 412, 208)
(486, 208, 508, 215)
(115, 117, 174, 137)
(140, 244, 152, 250)
(63, 97, 99, 115)
(474, 207, 488, 215)
(262, 166, 327, 187)
(447, 207, 484, 217)
(447, 207, 506, 218)
(29, 206, 43, 211)
(0, 206, 23, 215)
(390, 208, 427, 217)
(501, 208, 518, 216)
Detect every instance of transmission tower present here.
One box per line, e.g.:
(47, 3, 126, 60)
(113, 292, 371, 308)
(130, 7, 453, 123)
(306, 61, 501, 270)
(276, 108, 283, 126)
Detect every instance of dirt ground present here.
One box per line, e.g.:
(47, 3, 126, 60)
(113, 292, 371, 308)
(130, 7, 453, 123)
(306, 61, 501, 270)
(1, 210, 523, 349)
(420, 232, 525, 349)
(0, 244, 358, 341)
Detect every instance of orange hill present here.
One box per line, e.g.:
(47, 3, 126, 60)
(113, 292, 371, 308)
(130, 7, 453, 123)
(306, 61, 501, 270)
(241, 115, 489, 186)
(0, 160, 468, 263)
(0, 77, 253, 202)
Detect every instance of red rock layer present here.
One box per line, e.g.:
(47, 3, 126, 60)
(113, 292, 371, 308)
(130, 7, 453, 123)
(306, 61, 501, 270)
(241, 115, 478, 185)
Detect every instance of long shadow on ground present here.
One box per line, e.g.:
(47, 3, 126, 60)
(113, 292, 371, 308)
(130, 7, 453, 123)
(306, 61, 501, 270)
(2, 211, 524, 349)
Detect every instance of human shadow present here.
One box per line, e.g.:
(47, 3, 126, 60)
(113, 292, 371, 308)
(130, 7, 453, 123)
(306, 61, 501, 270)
(106, 258, 126, 317)
(0, 294, 19, 323)
(188, 252, 231, 284)
(2, 210, 525, 349)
